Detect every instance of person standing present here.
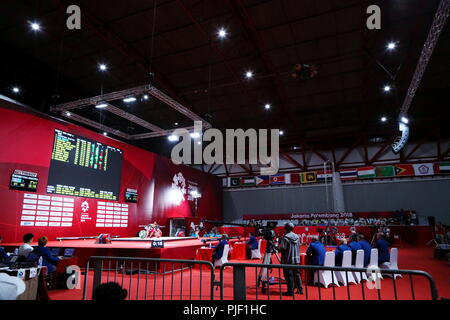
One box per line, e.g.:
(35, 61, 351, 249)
(279, 223, 303, 296)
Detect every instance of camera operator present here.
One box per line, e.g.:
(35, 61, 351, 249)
(279, 223, 303, 296)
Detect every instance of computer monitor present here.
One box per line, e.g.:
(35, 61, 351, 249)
(50, 248, 61, 256)
(63, 248, 75, 257)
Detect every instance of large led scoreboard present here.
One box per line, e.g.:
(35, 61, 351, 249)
(47, 129, 123, 200)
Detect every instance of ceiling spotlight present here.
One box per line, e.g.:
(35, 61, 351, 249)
(400, 116, 409, 124)
(264, 103, 271, 110)
(217, 27, 227, 39)
(197, 141, 202, 145)
(381, 116, 387, 122)
(123, 96, 137, 103)
(65, 111, 71, 117)
(383, 85, 391, 92)
(190, 132, 201, 139)
(279, 130, 284, 136)
(12, 87, 20, 93)
(387, 42, 397, 50)
(30, 22, 40, 31)
(103, 132, 108, 136)
(95, 102, 108, 109)
(98, 64, 107, 72)
(168, 135, 179, 142)
(143, 94, 149, 100)
(174, 122, 179, 126)
(245, 71, 254, 79)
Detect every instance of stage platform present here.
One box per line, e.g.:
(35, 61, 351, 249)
(1, 237, 238, 269)
(111, 236, 193, 242)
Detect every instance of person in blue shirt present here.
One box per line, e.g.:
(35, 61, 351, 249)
(334, 238, 351, 266)
(31, 236, 60, 273)
(246, 232, 259, 258)
(306, 236, 326, 266)
(212, 234, 229, 263)
(0, 236, 8, 263)
(375, 233, 390, 265)
(348, 234, 362, 265)
(357, 234, 372, 267)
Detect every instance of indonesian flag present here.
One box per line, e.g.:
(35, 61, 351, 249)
(285, 173, 301, 184)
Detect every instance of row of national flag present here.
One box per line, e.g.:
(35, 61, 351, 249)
(225, 162, 450, 187)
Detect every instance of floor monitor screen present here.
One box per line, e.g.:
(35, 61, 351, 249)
(47, 129, 123, 200)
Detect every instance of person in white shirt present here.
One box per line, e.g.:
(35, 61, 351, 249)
(18, 233, 34, 258)
(0, 273, 26, 300)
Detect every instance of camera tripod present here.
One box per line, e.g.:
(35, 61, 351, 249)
(257, 240, 285, 294)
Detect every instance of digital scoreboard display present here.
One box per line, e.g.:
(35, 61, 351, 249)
(10, 170, 38, 191)
(47, 129, 123, 200)
(125, 188, 138, 203)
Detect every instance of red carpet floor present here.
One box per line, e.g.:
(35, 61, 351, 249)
(48, 245, 449, 300)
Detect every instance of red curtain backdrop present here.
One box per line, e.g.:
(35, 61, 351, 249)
(0, 104, 223, 242)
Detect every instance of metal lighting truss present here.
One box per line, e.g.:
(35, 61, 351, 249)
(51, 84, 212, 140)
(399, 0, 450, 117)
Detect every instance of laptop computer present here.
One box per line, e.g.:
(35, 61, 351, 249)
(63, 248, 75, 257)
(50, 248, 61, 256)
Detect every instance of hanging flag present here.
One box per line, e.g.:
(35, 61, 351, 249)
(376, 166, 395, 178)
(270, 174, 285, 185)
(286, 173, 301, 184)
(413, 163, 434, 176)
(339, 169, 357, 181)
(229, 177, 241, 187)
(222, 178, 228, 187)
(255, 176, 270, 186)
(300, 171, 317, 183)
(357, 166, 376, 179)
(394, 164, 414, 176)
(436, 162, 450, 174)
(240, 176, 255, 186)
(317, 170, 333, 182)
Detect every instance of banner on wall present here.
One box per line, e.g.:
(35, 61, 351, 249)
(243, 211, 414, 221)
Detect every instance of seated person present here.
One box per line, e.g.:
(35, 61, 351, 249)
(175, 228, 185, 237)
(306, 236, 326, 266)
(246, 232, 259, 258)
(348, 234, 362, 265)
(30, 236, 60, 273)
(212, 235, 229, 263)
(334, 238, 351, 266)
(0, 236, 8, 263)
(375, 233, 390, 265)
(18, 233, 34, 260)
(357, 234, 372, 267)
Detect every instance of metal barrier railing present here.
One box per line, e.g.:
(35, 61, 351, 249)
(82, 256, 215, 300)
(219, 263, 439, 301)
(81, 256, 439, 301)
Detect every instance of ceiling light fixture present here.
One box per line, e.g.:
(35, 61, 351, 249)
(217, 27, 227, 39)
(30, 22, 41, 31)
(168, 135, 179, 142)
(245, 71, 254, 79)
(123, 96, 137, 103)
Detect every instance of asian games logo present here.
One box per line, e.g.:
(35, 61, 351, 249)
(170, 172, 187, 205)
(81, 201, 89, 213)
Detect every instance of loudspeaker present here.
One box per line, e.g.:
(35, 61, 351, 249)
(427, 216, 436, 226)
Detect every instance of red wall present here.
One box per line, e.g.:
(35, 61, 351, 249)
(0, 103, 222, 242)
